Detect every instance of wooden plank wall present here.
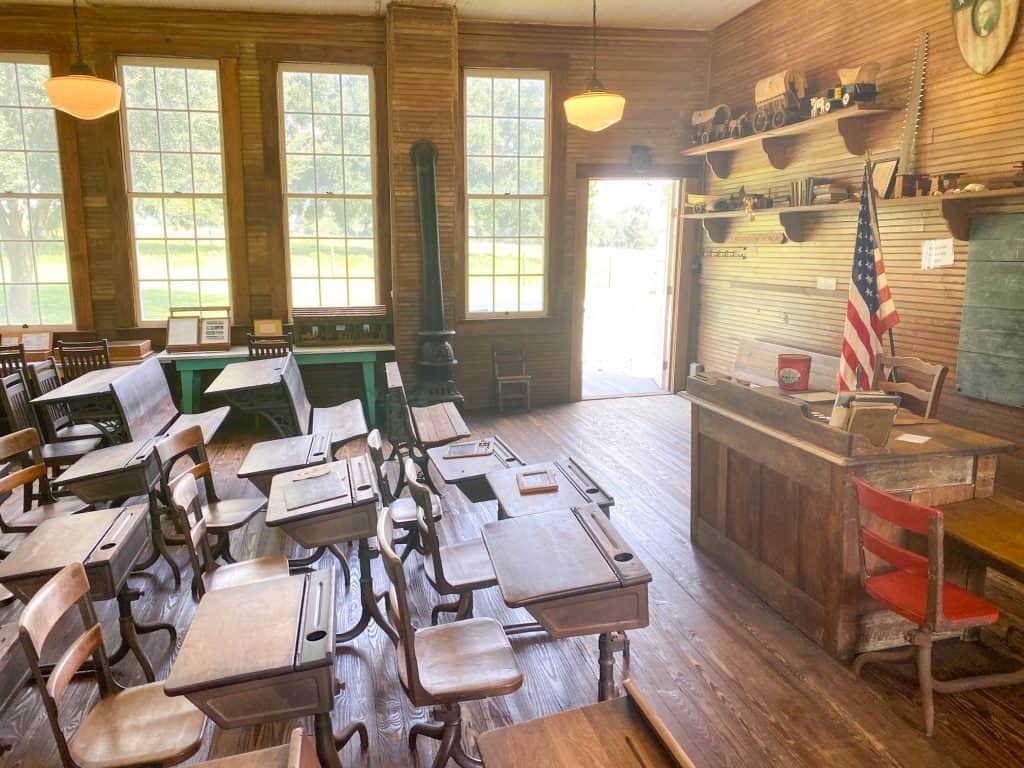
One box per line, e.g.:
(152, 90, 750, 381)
(701, 0, 1024, 495)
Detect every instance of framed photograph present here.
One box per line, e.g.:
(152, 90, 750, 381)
(871, 159, 899, 199)
(253, 318, 283, 336)
(200, 318, 230, 345)
(972, 0, 1000, 36)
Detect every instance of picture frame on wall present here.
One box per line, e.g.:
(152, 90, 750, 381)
(872, 159, 899, 199)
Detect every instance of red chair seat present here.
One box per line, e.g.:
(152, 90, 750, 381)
(866, 570, 999, 628)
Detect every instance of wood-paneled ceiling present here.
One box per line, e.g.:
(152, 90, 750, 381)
(18, 0, 763, 30)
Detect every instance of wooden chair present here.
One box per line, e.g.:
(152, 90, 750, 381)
(493, 347, 531, 413)
(192, 728, 321, 767)
(155, 425, 267, 564)
(0, 372, 101, 473)
(247, 332, 294, 360)
(406, 457, 497, 625)
(377, 509, 523, 768)
(18, 562, 207, 768)
(0, 344, 26, 376)
(851, 478, 1014, 736)
(366, 429, 442, 561)
(169, 472, 289, 601)
(26, 356, 104, 443)
(0, 428, 89, 534)
(875, 354, 948, 419)
(57, 338, 111, 380)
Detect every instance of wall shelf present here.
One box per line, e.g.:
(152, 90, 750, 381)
(681, 106, 896, 179)
(682, 187, 1024, 244)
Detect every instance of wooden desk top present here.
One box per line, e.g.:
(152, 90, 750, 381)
(426, 435, 522, 483)
(54, 438, 154, 485)
(486, 459, 612, 518)
(942, 495, 1024, 581)
(205, 357, 285, 395)
(165, 571, 334, 695)
(31, 365, 134, 404)
(482, 505, 650, 607)
(265, 456, 377, 527)
(158, 344, 394, 362)
(411, 401, 470, 445)
(237, 433, 331, 479)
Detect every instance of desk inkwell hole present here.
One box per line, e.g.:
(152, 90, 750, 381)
(614, 552, 633, 563)
(357, 483, 371, 492)
(586, 487, 598, 494)
(306, 630, 327, 642)
(99, 542, 116, 550)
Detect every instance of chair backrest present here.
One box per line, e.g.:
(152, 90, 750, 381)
(366, 429, 396, 506)
(0, 428, 54, 526)
(406, 457, 450, 589)
(26, 357, 70, 440)
(0, 371, 41, 435)
(493, 348, 526, 378)
(281, 353, 312, 434)
(19, 562, 118, 767)
(0, 344, 27, 377)
(248, 332, 294, 360)
(110, 357, 180, 442)
(876, 354, 948, 419)
(169, 471, 217, 601)
(384, 362, 417, 448)
(154, 425, 215, 507)
(376, 502, 426, 703)
(57, 339, 110, 381)
(852, 477, 947, 630)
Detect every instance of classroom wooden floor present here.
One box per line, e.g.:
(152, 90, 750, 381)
(2, 394, 1024, 767)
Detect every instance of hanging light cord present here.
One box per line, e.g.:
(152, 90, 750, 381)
(591, 0, 598, 82)
(71, 0, 85, 67)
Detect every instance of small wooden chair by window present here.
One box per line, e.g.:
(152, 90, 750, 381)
(155, 425, 267, 564)
(406, 457, 497, 624)
(0, 372, 101, 473)
(27, 356, 105, 444)
(850, 478, 1017, 736)
(247, 332, 294, 360)
(0, 344, 26, 376)
(169, 471, 288, 601)
(493, 347, 531, 413)
(192, 728, 321, 767)
(377, 509, 523, 768)
(875, 354, 948, 419)
(57, 338, 111, 380)
(0, 428, 90, 535)
(18, 562, 207, 768)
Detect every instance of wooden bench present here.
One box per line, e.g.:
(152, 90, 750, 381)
(281, 353, 367, 450)
(731, 338, 841, 392)
(110, 357, 228, 444)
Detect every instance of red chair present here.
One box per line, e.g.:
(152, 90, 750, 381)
(850, 478, 1012, 736)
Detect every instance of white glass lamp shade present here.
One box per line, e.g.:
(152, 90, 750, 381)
(45, 64, 122, 121)
(564, 89, 625, 132)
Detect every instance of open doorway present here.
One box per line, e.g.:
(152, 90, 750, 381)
(581, 178, 679, 399)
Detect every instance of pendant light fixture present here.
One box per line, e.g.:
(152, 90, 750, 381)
(564, 0, 625, 132)
(45, 0, 122, 120)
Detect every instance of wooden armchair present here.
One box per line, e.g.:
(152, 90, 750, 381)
(875, 354, 948, 419)
(378, 510, 523, 767)
(26, 356, 104, 443)
(851, 478, 1017, 736)
(406, 457, 498, 624)
(155, 425, 267, 563)
(0, 428, 89, 535)
(18, 562, 207, 768)
(366, 429, 442, 561)
(0, 344, 26, 376)
(57, 338, 111, 380)
(247, 332, 294, 360)
(193, 728, 321, 767)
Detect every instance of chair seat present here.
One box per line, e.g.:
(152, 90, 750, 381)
(202, 555, 290, 594)
(165, 406, 230, 444)
(40, 437, 103, 465)
(55, 422, 105, 441)
(69, 681, 206, 768)
(312, 398, 368, 449)
(497, 375, 531, 384)
(423, 537, 497, 591)
(866, 570, 1000, 628)
(3, 496, 90, 530)
(412, 617, 523, 702)
(201, 496, 267, 533)
(389, 493, 442, 527)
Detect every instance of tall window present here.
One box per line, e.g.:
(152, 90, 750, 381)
(118, 58, 229, 323)
(279, 64, 376, 308)
(465, 70, 549, 316)
(0, 54, 73, 326)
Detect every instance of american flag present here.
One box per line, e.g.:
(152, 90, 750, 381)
(839, 164, 900, 391)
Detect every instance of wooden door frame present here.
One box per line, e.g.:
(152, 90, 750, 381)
(569, 163, 699, 401)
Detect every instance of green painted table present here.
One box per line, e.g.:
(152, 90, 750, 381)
(156, 344, 394, 426)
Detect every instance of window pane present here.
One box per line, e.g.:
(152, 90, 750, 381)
(120, 59, 229, 321)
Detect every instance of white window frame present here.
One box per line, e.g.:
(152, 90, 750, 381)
(277, 62, 379, 311)
(464, 67, 551, 319)
(0, 51, 75, 330)
(117, 55, 231, 327)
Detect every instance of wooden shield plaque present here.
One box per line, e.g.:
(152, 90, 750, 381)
(954, 0, 1020, 75)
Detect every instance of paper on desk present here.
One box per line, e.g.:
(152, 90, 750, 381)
(895, 433, 931, 444)
(791, 391, 836, 403)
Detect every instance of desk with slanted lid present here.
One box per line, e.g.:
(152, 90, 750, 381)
(238, 433, 332, 495)
(30, 366, 135, 443)
(482, 505, 650, 701)
(53, 438, 160, 503)
(426, 435, 525, 502)
(164, 571, 364, 768)
(0, 505, 171, 681)
(485, 458, 614, 519)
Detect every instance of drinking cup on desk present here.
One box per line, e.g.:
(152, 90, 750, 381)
(777, 354, 811, 391)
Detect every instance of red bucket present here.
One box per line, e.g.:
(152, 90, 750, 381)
(777, 354, 811, 391)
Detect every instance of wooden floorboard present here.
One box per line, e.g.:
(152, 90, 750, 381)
(1, 395, 1023, 766)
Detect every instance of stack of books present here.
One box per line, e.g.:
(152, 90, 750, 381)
(829, 391, 902, 447)
(811, 182, 849, 204)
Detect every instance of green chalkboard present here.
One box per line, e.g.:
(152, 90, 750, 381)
(956, 214, 1024, 408)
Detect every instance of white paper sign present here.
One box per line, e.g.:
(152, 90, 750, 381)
(896, 433, 932, 444)
(921, 239, 955, 270)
